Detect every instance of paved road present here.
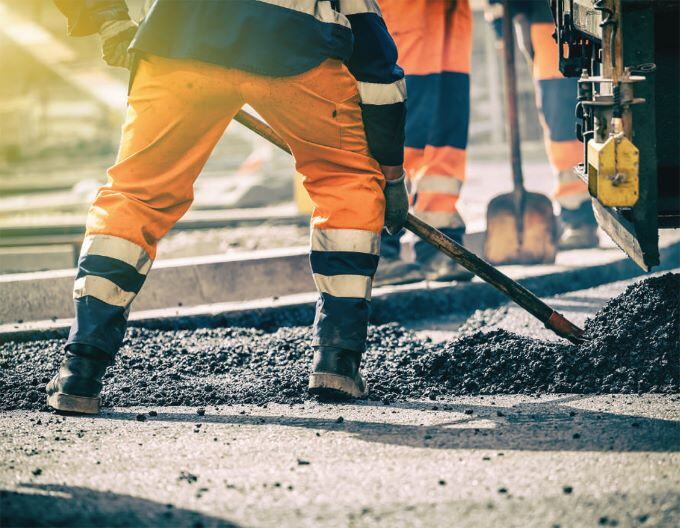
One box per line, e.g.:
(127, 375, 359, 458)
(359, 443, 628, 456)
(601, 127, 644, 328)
(2, 396, 678, 527)
(2, 276, 679, 527)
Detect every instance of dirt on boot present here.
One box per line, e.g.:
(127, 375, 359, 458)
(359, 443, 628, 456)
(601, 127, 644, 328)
(1, 274, 677, 411)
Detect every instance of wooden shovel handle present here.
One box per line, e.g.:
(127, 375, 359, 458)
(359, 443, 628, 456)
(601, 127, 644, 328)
(234, 111, 292, 154)
(405, 214, 583, 343)
(501, 0, 524, 193)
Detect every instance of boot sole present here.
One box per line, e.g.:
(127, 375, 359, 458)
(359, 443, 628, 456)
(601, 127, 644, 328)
(308, 373, 367, 400)
(47, 392, 100, 414)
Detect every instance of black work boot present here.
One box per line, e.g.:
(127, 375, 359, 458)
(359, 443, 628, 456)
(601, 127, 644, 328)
(46, 344, 113, 414)
(373, 257, 425, 287)
(417, 227, 474, 282)
(558, 202, 599, 250)
(308, 346, 367, 399)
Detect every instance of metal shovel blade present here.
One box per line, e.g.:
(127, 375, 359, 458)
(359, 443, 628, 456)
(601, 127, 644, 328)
(484, 190, 558, 265)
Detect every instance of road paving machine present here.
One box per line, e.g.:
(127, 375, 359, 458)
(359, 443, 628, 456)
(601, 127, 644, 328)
(550, 0, 679, 270)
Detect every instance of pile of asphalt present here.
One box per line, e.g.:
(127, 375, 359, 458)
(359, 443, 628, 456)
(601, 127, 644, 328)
(0, 274, 677, 411)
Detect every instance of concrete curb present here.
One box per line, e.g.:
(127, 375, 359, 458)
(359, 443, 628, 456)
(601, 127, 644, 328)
(2, 241, 678, 344)
(0, 231, 487, 326)
(0, 247, 312, 325)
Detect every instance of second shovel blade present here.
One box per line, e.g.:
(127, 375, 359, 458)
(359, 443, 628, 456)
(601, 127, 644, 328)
(484, 191, 558, 265)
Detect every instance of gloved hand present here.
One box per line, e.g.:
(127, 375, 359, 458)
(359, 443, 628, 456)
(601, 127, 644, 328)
(382, 169, 409, 235)
(484, 2, 504, 41)
(99, 19, 138, 69)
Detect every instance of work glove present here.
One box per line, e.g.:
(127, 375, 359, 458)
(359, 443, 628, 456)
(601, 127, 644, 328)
(383, 170, 409, 235)
(484, 1, 504, 41)
(99, 19, 138, 69)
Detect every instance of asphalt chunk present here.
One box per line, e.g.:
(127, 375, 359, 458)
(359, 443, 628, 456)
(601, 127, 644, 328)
(178, 471, 198, 484)
(1, 274, 678, 410)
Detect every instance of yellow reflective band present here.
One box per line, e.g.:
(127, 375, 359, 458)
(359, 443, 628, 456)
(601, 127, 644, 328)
(414, 211, 465, 230)
(73, 276, 137, 307)
(255, 0, 351, 28)
(416, 175, 464, 196)
(313, 273, 372, 300)
(357, 79, 406, 105)
(339, 0, 382, 16)
(311, 229, 380, 255)
(80, 235, 152, 275)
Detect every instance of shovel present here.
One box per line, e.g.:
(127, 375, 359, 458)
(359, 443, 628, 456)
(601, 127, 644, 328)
(232, 111, 585, 344)
(483, 0, 557, 265)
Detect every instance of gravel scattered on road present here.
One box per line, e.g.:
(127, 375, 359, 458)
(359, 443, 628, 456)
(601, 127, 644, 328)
(0, 274, 677, 411)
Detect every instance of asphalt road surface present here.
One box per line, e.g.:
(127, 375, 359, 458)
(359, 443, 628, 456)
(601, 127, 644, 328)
(1, 276, 678, 527)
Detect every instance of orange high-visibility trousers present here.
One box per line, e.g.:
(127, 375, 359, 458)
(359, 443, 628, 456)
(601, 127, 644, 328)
(68, 56, 385, 355)
(514, 4, 589, 210)
(381, 0, 472, 232)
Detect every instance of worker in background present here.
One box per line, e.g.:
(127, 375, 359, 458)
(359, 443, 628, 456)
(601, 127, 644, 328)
(375, 0, 598, 288)
(375, 0, 474, 286)
(485, 0, 599, 248)
(47, 0, 408, 411)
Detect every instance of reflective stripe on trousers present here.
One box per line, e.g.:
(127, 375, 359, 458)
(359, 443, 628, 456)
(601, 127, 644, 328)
(68, 234, 152, 355)
(514, 5, 590, 209)
(381, 0, 472, 228)
(310, 228, 380, 352)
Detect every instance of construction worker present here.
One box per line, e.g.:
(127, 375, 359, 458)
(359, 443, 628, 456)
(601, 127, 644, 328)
(375, 0, 474, 285)
(375, 1, 597, 288)
(485, 0, 599, 248)
(46, 0, 408, 411)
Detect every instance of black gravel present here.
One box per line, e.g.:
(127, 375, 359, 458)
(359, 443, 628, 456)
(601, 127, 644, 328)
(1, 274, 677, 411)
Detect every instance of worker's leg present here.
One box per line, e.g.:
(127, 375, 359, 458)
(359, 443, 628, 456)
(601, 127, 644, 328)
(67, 56, 244, 356)
(380, 0, 473, 282)
(408, 0, 473, 279)
(528, 13, 597, 248)
(243, 59, 383, 394)
(375, 1, 428, 284)
(528, 22, 583, 194)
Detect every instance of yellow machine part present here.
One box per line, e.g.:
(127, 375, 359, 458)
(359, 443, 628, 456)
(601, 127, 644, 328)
(587, 135, 640, 207)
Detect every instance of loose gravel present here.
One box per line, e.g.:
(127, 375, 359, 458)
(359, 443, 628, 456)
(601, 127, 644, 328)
(1, 274, 677, 411)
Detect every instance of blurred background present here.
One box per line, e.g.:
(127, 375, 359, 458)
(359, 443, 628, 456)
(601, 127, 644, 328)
(0, 0, 550, 274)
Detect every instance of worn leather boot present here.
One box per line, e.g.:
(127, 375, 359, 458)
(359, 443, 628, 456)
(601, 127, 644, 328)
(373, 257, 425, 287)
(421, 252, 475, 282)
(558, 224, 599, 250)
(308, 346, 367, 399)
(416, 227, 474, 282)
(558, 202, 599, 250)
(46, 344, 113, 414)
